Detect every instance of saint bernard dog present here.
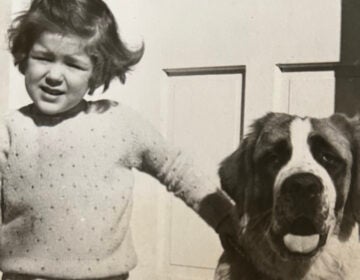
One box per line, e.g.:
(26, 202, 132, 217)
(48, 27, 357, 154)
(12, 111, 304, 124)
(215, 113, 360, 280)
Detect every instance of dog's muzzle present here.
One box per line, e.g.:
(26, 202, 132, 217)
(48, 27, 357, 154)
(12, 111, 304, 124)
(271, 172, 330, 258)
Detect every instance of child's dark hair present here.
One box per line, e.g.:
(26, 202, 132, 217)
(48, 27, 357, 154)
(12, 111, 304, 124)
(8, 0, 144, 94)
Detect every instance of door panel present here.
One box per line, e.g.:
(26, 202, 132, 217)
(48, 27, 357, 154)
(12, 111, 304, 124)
(274, 65, 336, 116)
(289, 76, 335, 117)
(164, 68, 244, 278)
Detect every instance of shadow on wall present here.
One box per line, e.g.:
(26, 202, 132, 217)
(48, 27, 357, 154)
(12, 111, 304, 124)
(335, 0, 360, 116)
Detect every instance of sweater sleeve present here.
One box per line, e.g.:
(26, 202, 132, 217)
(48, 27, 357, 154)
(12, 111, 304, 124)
(131, 112, 234, 230)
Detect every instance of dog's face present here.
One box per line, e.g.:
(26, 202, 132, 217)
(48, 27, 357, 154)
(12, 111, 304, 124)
(220, 113, 360, 262)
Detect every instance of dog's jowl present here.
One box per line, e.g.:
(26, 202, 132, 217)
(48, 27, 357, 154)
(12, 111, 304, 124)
(215, 113, 360, 280)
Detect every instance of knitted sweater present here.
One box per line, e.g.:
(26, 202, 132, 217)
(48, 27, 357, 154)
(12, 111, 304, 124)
(0, 99, 233, 279)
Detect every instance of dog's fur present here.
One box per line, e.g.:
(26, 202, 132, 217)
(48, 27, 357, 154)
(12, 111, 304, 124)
(215, 113, 360, 280)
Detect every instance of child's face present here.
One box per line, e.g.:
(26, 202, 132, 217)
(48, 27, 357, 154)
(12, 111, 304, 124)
(25, 32, 93, 115)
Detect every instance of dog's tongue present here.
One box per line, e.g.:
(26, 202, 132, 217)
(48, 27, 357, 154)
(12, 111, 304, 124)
(283, 234, 320, 253)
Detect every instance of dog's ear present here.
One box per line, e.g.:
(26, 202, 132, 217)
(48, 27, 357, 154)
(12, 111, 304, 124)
(218, 137, 253, 203)
(330, 114, 360, 225)
(218, 114, 270, 215)
(348, 115, 360, 224)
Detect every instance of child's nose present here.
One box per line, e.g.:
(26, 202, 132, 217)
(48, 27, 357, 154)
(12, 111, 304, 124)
(45, 64, 64, 86)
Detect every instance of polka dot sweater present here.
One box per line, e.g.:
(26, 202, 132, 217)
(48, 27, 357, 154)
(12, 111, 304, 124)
(0, 99, 233, 279)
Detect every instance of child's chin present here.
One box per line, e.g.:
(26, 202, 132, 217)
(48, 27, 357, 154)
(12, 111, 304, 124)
(35, 102, 67, 116)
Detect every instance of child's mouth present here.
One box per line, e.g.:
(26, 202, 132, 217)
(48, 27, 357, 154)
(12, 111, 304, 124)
(40, 86, 65, 96)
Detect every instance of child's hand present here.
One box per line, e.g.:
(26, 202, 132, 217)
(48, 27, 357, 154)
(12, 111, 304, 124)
(216, 209, 239, 252)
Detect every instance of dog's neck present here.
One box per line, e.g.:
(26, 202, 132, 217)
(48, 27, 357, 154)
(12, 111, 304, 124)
(236, 228, 360, 280)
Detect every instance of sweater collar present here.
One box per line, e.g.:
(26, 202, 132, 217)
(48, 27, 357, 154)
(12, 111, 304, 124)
(27, 100, 88, 126)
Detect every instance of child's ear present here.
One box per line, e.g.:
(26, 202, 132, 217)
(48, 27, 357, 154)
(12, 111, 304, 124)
(19, 60, 28, 75)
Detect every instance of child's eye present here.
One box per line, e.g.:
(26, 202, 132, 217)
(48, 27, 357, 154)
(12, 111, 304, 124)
(32, 56, 51, 62)
(67, 63, 85, 70)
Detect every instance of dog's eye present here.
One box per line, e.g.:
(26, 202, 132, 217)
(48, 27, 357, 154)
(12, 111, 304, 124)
(264, 152, 281, 165)
(310, 135, 342, 170)
(268, 153, 280, 163)
(258, 140, 290, 173)
(318, 151, 339, 167)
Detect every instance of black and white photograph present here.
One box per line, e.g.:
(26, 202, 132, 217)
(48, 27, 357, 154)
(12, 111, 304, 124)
(0, 1, 359, 279)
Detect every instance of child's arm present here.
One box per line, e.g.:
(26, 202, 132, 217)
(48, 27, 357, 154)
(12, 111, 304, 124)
(0, 120, 10, 224)
(0, 120, 9, 170)
(131, 112, 236, 232)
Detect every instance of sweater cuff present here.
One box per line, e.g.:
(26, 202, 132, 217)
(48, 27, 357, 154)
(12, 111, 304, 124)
(198, 190, 235, 230)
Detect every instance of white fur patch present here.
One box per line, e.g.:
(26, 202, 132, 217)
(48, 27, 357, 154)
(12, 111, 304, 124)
(273, 118, 336, 215)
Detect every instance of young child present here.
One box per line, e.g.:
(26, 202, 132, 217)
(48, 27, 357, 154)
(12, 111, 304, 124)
(1, 1, 236, 279)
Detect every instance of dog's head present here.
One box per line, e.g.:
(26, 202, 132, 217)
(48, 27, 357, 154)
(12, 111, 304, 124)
(220, 113, 360, 261)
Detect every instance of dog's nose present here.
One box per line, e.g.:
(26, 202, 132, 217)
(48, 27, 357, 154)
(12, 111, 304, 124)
(281, 173, 323, 198)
